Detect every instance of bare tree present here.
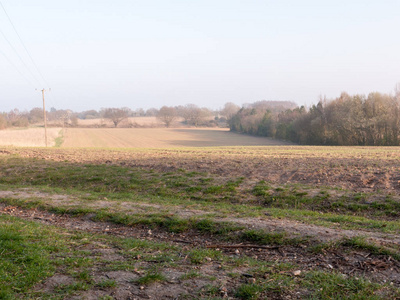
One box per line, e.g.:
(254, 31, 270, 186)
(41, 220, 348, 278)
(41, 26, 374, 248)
(157, 106, 177, 127)
(102, 108, 130, 127)
(145, 108, 159, 117)
(28, 107, 43, 123)
(0, 113, 8, 130)
(179, 104, 210, 127)
(221, 102, 240, 121)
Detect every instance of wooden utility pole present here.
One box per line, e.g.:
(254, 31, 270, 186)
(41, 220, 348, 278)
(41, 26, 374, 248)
(42, 89, 48, 147)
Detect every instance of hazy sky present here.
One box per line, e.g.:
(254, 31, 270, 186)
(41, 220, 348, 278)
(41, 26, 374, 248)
(0, 0, 399, 112)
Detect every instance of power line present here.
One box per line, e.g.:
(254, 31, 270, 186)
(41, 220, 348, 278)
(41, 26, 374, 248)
(0, 0, 50, 87)
(0, 27, 42, 87)
(0, 47, 36, 88)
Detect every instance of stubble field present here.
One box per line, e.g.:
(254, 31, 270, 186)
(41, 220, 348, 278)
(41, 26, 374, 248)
(0, 127, 61, 147)
(61, 128, 291, 148)
(1, 143, 400, 299)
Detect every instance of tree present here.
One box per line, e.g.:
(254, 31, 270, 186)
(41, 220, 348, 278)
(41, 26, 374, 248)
(221, 102, 240, 122)
(28, 107, 43, 123)
(157, 106, 177, 127)
(78, 110, 99, 119)
(70, 115, 79, 127)
(145, 108, 159, 117)
(179, 104, 211, 127)
(0, 113, 7, 130)
(102, 108, 130, 127)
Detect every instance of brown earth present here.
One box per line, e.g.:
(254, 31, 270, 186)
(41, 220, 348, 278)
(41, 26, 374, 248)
(0, 190, 399, 246)
(1, 202, 400, 298)
(2, 146, 400, 193)
(61, 128, 292, 148)
(1, 146, 400, 298)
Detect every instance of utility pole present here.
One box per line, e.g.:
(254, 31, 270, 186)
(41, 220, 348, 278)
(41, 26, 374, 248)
(41, 89, 48, 147)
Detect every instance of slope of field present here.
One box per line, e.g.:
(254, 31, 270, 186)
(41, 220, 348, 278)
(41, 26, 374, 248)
(62, 127, 291, 148)
(0, 127, 61, 147)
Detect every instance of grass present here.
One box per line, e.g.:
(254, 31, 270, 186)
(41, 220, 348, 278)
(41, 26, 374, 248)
(0, 215, 91, 298)
(2, 146, 400, 298)
(54, 129, 64, 147)
(135, 269, 167, 285)
(235, 283, 263, 299)
(340, 236, 400, 260)
(1, 206, 400, 299)
(2, 154, 400, 231)
(302, 271, 391, 300)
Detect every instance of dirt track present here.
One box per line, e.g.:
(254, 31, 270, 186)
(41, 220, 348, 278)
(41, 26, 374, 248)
(1, 200, 400, 293)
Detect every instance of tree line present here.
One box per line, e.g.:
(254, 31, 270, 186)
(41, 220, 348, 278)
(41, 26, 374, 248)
(0, 103, 236, 129)
(3, 87, 400, 146)
(229, 90, 400, 146)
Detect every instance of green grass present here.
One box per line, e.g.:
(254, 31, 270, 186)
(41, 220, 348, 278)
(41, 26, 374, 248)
(2, 149, 400, 298)
(179, 270, 201, 280)
(0, 215, 99, 298)
(187, 248, 221, 265)
(1, 215, 399, 299)
(0, 216, 58, 297)
(235, 283, 263, 299)
(135, 270, 167, 285)
(302, 271, 392, 300)
(2, 154, 400, 235)
(54, 130, 64, 147)
(2, 155, 400, 221)
(340, 236, 400, 260)
(96, 279, 117, 289)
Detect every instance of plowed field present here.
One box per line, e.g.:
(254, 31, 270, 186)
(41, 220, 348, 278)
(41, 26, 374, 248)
(62, 128, 291, 148)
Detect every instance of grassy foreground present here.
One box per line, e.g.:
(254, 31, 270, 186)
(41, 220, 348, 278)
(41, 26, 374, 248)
(1, 215, 399, 299)
(1, 146, 400, 299)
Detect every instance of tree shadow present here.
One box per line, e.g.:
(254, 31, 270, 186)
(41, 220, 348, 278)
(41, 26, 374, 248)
(168, 129, 293, 147)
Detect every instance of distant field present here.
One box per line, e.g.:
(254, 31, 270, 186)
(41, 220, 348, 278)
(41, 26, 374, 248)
(0, 127, 61, 147)
(62, 127, 291, 148)
(77, 116, 167, 127)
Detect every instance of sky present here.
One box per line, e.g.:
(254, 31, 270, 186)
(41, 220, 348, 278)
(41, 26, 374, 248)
(0, 0, 399, 112)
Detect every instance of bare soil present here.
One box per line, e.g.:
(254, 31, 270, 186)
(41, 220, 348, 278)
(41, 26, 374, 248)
(0, 190, 399, 246)
(3, 146, 400, 192)
(1, 146, 400, 298)
(61, 128, 291, 148)
(1, 202, 400, 298)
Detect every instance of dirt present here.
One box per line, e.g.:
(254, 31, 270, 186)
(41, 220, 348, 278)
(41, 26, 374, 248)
(3, 146, 400, 193)
(1, 190, 399, 247)
(1, 201, 400, 299)
(61, 128, 290, 148)
(2, 146, 400, 298)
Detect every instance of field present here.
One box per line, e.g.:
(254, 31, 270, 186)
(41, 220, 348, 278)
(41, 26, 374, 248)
(62, 128, 291, 148)
(1, 144, 400, 299)
(0, 127, 61, 147)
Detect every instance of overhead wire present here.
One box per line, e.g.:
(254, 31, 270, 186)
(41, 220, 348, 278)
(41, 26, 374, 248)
(0, 47, 36, 88)
(0, 27, 43, 87)
(0, 1, 86, 112)
(0, 0, 50, 88)
(0, 0, 60, 113)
